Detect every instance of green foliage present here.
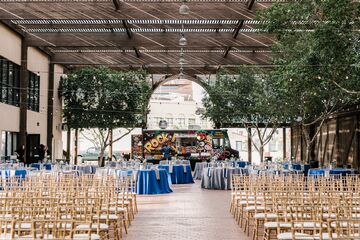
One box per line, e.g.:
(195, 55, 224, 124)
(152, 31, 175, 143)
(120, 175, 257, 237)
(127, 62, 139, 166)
(259, 0, 360, 125)
(60, 67, 151, 129)
(202, 66, 290, 127)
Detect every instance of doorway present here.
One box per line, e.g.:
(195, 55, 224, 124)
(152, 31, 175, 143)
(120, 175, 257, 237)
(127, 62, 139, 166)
(26, 134, 40, 164)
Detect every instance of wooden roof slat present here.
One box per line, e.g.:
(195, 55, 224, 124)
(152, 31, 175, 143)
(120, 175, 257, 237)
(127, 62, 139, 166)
(0, 1, 277, 73)
(0, 2, 270, 20)
(24, 32, 274, 48)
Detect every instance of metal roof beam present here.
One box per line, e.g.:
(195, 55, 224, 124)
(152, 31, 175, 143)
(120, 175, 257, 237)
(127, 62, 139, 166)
(113, 0, 121, 10)
(133, 47, 140, 58)
(122, 20, 132, 38)
(223, 46, 232, 58)
(232, 20, 244, 39)
(247, 0, 256, 10)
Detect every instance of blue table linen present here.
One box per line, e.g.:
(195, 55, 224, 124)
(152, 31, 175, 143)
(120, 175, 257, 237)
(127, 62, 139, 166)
(236, 161, 249, 168)
(329, 168, 352, 176)
(31, 163, 52, 170)
(158, 165, 194, 184)
(308, 169, 325, 176)
(136, 169, 172, 195)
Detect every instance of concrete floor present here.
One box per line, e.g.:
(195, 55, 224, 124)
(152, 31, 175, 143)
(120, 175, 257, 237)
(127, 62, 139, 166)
(124, 180, 250, 240)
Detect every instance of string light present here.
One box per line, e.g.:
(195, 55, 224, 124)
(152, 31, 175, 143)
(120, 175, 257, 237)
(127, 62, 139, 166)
(179, 33, 187, 46)
(179, 0, 190, 15)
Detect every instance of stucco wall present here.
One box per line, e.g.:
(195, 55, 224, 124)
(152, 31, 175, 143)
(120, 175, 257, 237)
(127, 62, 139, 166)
(0, 22, 64, 159)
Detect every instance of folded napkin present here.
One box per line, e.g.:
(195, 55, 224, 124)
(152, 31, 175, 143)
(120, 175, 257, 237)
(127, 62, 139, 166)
(169, 165, 173, 173)
(223, 168, 228, 178)
(155, 169, 160, 180)
(183, 165, 187, 173)
(207, 168, 211, 177)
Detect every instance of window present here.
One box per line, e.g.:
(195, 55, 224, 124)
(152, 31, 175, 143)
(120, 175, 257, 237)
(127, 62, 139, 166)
(165, 118, 173, 126)
(269, 141, 279, 152)
(212, 138, 224, 149)
(1, 131, 18, 157)
(154, 117, 162, 125)
(176, 118, 185, 126)
(242, 140, 248, 152)
(188, 118, 196, 125)
(28, 72, 40, 112)
(0, 56, 20, 107)
(200, 118, 208, 128)
(236, 141, 242, 151)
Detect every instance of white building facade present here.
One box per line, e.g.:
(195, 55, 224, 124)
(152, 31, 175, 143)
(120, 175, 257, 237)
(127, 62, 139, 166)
(0, 23, 64, 163)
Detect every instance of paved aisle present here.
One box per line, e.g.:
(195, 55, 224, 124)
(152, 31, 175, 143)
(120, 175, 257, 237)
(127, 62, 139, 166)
(124, 180, 250, 240)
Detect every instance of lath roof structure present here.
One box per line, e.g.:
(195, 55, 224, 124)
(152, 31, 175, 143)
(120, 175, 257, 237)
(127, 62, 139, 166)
(0, 0, 281, 75)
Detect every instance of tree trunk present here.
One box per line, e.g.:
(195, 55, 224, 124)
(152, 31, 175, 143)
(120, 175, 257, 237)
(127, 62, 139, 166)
(66, 127, 71, 162)
(74, 128, 79, 165)
(109, 128, 113, 161)
(305, 144, 312, 163)
(259, 145, 264, 162)
(99, 149, 105, 167)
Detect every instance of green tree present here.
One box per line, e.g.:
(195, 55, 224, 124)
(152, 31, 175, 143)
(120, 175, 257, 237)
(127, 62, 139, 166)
(202, 67, 290, 162)
(60, 67, 151, 166)
(259, 0, 360, 162)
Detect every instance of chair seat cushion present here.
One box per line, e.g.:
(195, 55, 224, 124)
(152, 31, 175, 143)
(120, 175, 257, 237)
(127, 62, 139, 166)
(264, 222, 292, 229)
(0, 233, 17, 239)
(101, 207, 126, 212)
(254, 213, 278, 219)
(76, 223, 109, 230)
(65, 234, 100, 240)
(93, 214, 118, 220)
(245, 206, 265, 211)
(277, 232, 313, 240)
(19, 234, 54, 239)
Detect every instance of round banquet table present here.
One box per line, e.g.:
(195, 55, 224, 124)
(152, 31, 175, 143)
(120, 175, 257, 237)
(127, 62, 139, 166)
(158, 165, 194, 184)
(236, 161, 249, 168)
(193, 162, 208, 180)
(283, 163, 302, 171)
(0, 169, 28, 178)
(201, 167, 246, 190)
(73, 165, 97, 174)
(283, 163, 311, 175)
(308, 168, 326, 176)
(31, 163, 52, 171)
(308, 168, 355, 177)
(329, 168, 353, 176)
(136, 169, 173, 195)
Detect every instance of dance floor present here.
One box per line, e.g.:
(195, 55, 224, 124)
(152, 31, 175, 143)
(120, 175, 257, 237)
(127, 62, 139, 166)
(124, 180, 250, 240)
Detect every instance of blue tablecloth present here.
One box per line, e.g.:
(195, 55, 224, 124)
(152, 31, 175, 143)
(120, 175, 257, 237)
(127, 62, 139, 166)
(236, 161, 249, 168)
(158, 165, 194, 184)
(329, 168, 353, 176)
(115, 169, 134, 177)
(283, 163, 302, 170)
(73, 165, 97, 174)
(31, 163, 52, 170)
(283, 163, 310, 175)
(0, 169, 28, 178)
(303, 164, 311, 175)
(308, 169, 326, 176)
(136, 169, 172, 195)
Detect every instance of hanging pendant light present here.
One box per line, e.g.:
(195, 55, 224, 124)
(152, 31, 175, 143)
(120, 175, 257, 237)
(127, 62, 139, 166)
(179, 48, 185, 64)
(179, 56, 185, 64)
(179, 33, 187, 46)
(179, 67, 185, 79)
(179, 1, 190, 15)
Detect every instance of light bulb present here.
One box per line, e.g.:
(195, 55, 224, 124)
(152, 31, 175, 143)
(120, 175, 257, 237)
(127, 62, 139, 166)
(179, 35, 187, 46)
(179, 3, 190, 15)
(179, 56, 185, 64)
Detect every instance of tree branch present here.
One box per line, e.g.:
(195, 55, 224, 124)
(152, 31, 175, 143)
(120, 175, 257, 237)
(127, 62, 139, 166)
(332, 80, 360, 95)
(111, 128, 135, 144)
